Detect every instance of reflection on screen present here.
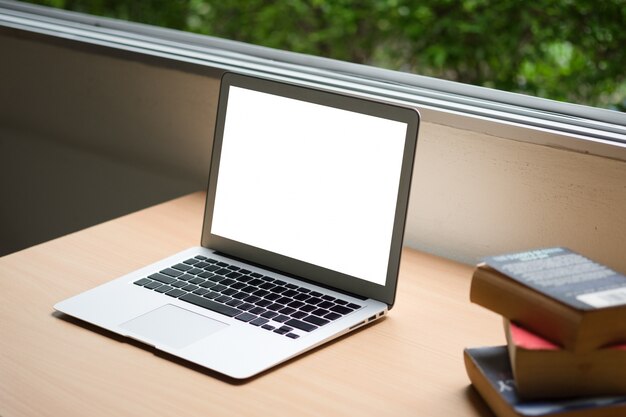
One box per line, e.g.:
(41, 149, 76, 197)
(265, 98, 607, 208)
(211, 86, 407, 286)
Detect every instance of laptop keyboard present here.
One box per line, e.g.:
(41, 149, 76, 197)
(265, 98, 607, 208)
(133, 255, 363, 339)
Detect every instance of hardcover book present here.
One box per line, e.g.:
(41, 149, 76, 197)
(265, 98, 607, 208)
(505, 320, 626, 400)
(470, 247, 626, 352)
(464, 346, 626, 417)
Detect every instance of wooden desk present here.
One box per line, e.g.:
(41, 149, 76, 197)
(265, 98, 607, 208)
(0, 192, 505, 417)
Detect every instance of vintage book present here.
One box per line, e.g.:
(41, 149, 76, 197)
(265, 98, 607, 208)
(505, 320, 626, 400)
(464, 346, 626, 417)
(470, 247, 626, 352)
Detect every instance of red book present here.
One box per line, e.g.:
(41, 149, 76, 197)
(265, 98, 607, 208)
(505, 320, 626, 399)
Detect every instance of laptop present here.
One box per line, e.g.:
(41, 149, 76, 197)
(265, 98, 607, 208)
(55, 72, 420, 379)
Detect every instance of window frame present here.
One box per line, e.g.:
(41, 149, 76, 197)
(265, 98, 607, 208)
(2, 1, 625, 160)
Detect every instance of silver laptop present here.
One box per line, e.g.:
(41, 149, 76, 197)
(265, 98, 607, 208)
(55, 72, 420, 379)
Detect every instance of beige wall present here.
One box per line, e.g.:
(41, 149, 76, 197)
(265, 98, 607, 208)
(2, 30, 625, 274)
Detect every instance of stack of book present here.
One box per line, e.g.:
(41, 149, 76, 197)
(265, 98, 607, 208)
(465, 247, 626, 417)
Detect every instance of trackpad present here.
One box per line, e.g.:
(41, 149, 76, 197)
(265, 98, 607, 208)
(120, 304, 227, 349)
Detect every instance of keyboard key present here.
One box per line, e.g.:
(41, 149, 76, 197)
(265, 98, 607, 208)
(252, 289, 270, 297)
(192, 288, 209, 295)
(318, 301, 334, 309)
(261, 311, 278, 319)
(189, 277, 205, 284)
(195, 261, 210, 268)
(324, 312, 342, 321)
(322, 295, 335, 301)
(334, 299, 348, 305)
(239, 269, 252, 275)
(216, 262, 229, 267)
(235, 312, 257, 322)
(259, 282, 275, 290)
(285, 283, 298, 289)
(270, 286, 287, 294)
(232, 292, 248, 300)
(330, 305, 353, 315)
(304, 315, 330, 327)
(220, 278, 236, 286)
(172, 263, 192, 272)
(256, 299, 272, 307)
(171, 280, 187, 288)
(347, 303, 362, 310)
(306, 297, 323, 305)
(188, 268, 204, 275)
(293, 293, 310, 301)
(297, 287, 311, 293)
(274, 280, 287, 286)
(249, 279, 264, 286)
(160, 268, 183, 277)
(267, 303, 283, 311)
(165, 288, 186, 298)
(241, 286, 257, 293)
(300, 304, 316, 313)
(199, 281, 216, 288)
(209, 275, 225, 282)
(260, 276, 274, 282)
(265, 293, 281, 301)
(149, 273, 176, 284)
(178, 274, 195, 281)
(249, 307, 266, 315)
(155, 285, 174, 293)
(286, 333, 300, 339)
(287, 300, 305, 309)
(250, 272, 263, 278)
(215, 295, 232, 303)
(261, 324, 275, 331)
(273, 315, 290, 323)
(179, 293, 242, 317)
(194, 255, 208, 260)
(204, 265, 220, 272)
(278, 307, 296, 315)
(145, 281, 163, 290)
(198, 271, 215, 279)
(221, 288, 238, 296)
(250, 317, 269, 326)
(284, 318, 316, 332)
(226, 299, 243, 307)
(227, 265, 240, 271)
(231, 282, 246, 290)
(274, 327, 290, 335)
(204, 291, 220, 299)
(244, 295, 261, 303)
(182, 284, 198, 292)
(134, 278, 151, 286)
(310, 291, 323, 297)
(291, 311, 307, 319)
(283, 290, 298, 298)
(206, 258, 218, 263)
(211, 284, 227, 292)
(311, 308, 330, 317)
(183, 258, 199, 265)
(276, 296, 292, 305)
(215, 268, 231, 275)
(238, 303, 255, 311)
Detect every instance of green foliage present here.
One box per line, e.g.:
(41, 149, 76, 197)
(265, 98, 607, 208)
(27, 0, 626, 110)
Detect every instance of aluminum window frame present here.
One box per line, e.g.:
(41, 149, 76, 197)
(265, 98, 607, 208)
(2, 0, 625, 160)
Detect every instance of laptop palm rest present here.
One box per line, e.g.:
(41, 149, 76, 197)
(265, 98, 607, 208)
(120, 304, 228, 349)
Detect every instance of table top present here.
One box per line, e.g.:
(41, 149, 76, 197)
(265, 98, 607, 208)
(0, 192, 505, 417)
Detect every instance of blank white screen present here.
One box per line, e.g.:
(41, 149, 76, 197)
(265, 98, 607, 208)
(211, 86, 407, 286)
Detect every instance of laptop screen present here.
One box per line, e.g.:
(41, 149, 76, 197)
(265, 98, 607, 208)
(204, 73, 419, 305)
(211, 86, 407, 286)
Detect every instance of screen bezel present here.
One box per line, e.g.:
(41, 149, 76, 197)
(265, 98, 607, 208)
(201, 72, 419, 307)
